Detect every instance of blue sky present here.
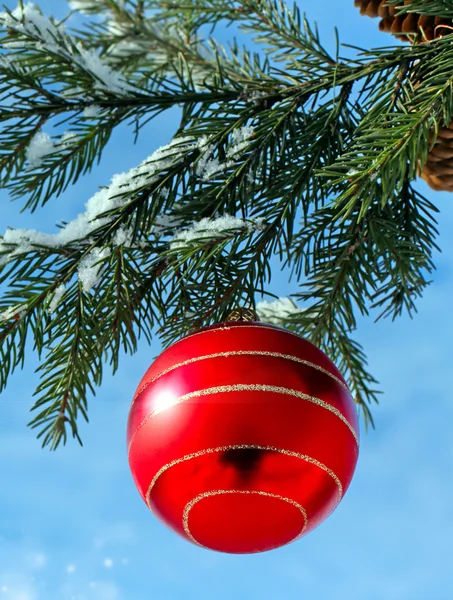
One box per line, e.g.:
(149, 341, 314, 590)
(1, 1, 453, 599)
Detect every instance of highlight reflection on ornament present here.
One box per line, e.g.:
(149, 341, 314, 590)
(127, 320, 359, 554)
(152, 389, 178, 415)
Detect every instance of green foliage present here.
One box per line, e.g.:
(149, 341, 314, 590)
(386, 0, 453, 20)
(0, 0, 448, 448)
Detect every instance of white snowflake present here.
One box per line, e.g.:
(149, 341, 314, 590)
(26, 132, 55, 167)
(159, 187, 170, 200)
(78, 247, 111, 292)
(197, 135, 213, 149)
(198, 155, 223, 181)
(170, 215, 263, 250)
(0, 54, 16, 68)
(107, 38, 147, 57)
(47, 284, 66, 314)
(256, 297, 305, 324)
(75, 43, 135, 96)
(0, 303, 27, 321)
(227, 126, 254, 158)
(83, 104, 102, 118)
(196, 127, 254, 180)
(195, 142, 214, 176)
(61, 86, 83, 99)
(247, 90, 268, 104)
(59, 131, 79, 147)
(112, 225, 134, 247)
(154, 214, 182, 231)
(68, 1, 103, 14)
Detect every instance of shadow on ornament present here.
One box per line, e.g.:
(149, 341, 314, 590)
(220, 447, 269, 482)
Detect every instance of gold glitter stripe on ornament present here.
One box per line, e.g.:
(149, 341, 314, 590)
(132, 349, 350, 403)
(182, 489, 308, 549)
(145, 444, 343, 510)
(128, 384, 359, 457)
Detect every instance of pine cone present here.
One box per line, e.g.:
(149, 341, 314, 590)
(418, 124, 453, 191)
(354, 0, 453, 42)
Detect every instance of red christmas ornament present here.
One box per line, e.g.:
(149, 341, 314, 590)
(127, 320, 359, 554)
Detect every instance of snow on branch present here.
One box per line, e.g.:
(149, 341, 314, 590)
(68, 1, 107, 14)
(226, 125, 255, 158)
(78, 247, 111, 292)
(196, 126, 255, 181)
(75, 43, 136, 95)
(23, 129, 79, 169)
(169, 215, 265, 251)
(112, 225, 135, 248)
(0, 303, 27, 322)
(47, 284, 66, 314)
(0, 135, 198, 265)
(0, 3, 63, 47)
(256, 297, 305, 324)
(0, 3, 135, 96)
(83, 104, 102, 118)
(25, 132, 55, 167)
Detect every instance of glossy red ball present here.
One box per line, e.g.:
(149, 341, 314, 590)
(127, 321, 359, 554)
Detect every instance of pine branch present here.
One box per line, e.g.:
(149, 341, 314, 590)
(0, 251, 70, 392)
(367, 181, 439, 321)
(282, 215, 378, 422)
(319, 39, 453, 222)
(68, 1, 112, 15)
(0, 62, 246, 210)
(157, 221, 273, 345)
(0, 5, 138, 97)
(0, 314, 30, 392)
(330, 330, 381, 429)
(2, 109, 128, 211)
(28, 283, 101, 450)
(152, 0, 337, 68)
(386, 0, 453, 19)
(91, 246, 165, 374)
(71, 1, 275, 90)
(0, 0, 448, 446)
(280, 175, 438, 421)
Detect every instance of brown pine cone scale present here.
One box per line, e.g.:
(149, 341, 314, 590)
(354, 0, 453, 42)
(419, 123, 453, 191)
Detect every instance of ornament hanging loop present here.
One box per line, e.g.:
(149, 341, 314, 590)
(226, 307, 259, 322)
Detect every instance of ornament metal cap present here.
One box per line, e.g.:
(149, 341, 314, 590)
(226, 307, 259, 322)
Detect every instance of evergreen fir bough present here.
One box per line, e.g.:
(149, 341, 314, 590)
(0, 0, 448, 449)
(355, 0, 453, 192)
